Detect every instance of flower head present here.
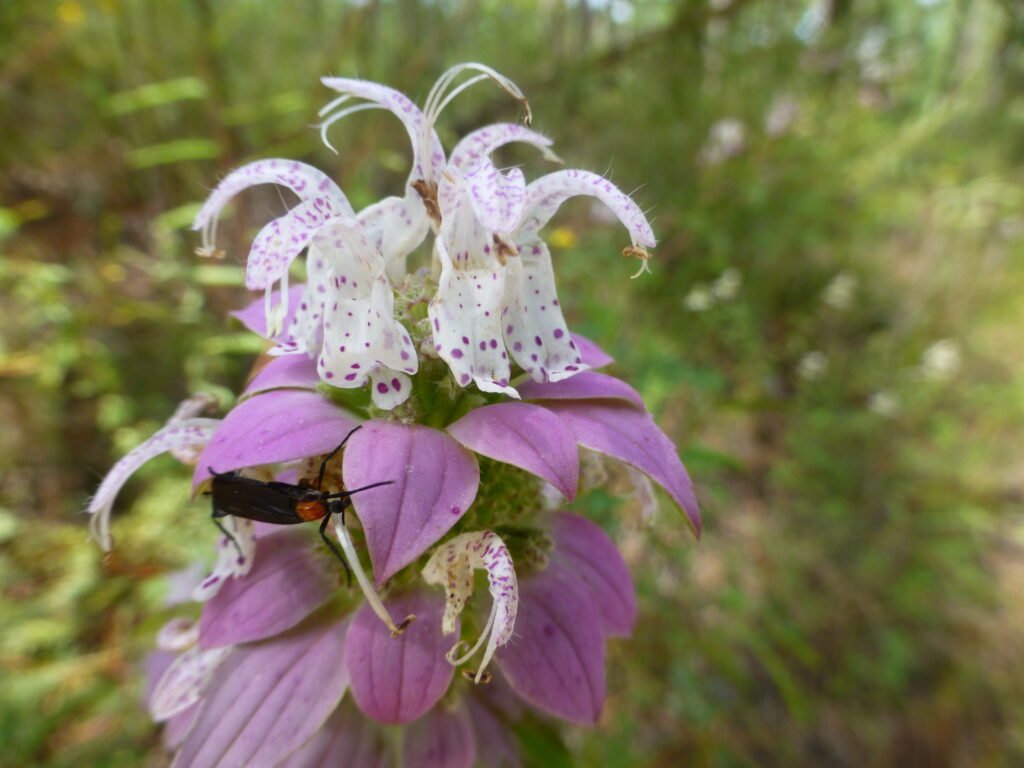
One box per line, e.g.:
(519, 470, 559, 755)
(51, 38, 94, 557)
(89, 63, 701, 766)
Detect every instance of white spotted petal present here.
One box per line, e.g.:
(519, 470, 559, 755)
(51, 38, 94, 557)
(191, 516, 256, 602)
(313, 219, 417, 406)
(503, 241, 588, 382)
(149, 644, 231, 722)
(516, 168, 656, 249)
(422, 531, 518, 682)
(428, 240, 517, 397)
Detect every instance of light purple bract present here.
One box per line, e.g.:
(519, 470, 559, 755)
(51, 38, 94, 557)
(193, 389, 358, 488)
(342, 421, 480, 584)
(199, 529, 336, 649)
(446, 402, 579, 500)
(173, 617, 349, 768)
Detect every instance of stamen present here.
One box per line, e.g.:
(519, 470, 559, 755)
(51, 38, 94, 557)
(446, 600, 498, 683)
(317, 93, 352, 118)
(420, 63, 532, 183)
(623, 245, 652, 279)
(319, 102, 384, 154)
(332, 517, 414, 636)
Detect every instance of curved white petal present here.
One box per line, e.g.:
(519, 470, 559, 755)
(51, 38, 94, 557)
(428, 241, 517, 397)
(87, 417, 220, 551)
(504, 242, 589, 383)
(319, 77, 446, 184)
(422, 531, 518, 682)
(244, 196, 346, 291)
(191, 516, 256, 602)
(168, 394, 218, 463)
(149, 644, 231, 722)
(192, 159, 353, 252)
(517, 169, 656, 249)
(447, 123, 558, 177)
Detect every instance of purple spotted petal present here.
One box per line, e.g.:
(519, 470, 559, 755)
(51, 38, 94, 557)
(572, 333, 613, 368)
(544, 400, 701, 536)
(446, 402, 579, 500)
(466, 694, 520, 768)
(549, 512, 636, 637)
(342, 421, 480, 584)
(402, 705, 477, 768)
(199, 530, 336, 649)
(193, 390, 359, 488)
(230, 285, 305, 340)
(518, 371, 644, 409)
(173, 616, 349, 768)
(279, 699, 391, 768)
(496, 563, 606, 725)
(242, 354, 320, 397)
(345, 590, 455, 724)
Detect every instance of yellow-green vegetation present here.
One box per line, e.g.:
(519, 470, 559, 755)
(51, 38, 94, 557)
(3, 1, 1024, 765)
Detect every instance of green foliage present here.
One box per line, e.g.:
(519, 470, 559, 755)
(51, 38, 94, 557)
(3, 0, 1024, 765)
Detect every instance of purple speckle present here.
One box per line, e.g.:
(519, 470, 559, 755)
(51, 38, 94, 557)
(554, 328, 564, 339)
(452, 348, 464, 359)
(377, 382, 388, 394)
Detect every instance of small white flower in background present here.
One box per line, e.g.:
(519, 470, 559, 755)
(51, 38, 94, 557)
(684, 284, 714, 312)
(698, 119, 746, 167)
(764, 95, 800, 137)
(857, 27, 889, 84)
(798, 350, 828, 381)
(998, 217, 1024, 241)
(711, 268, 742, 301)
(868, 391, 900, 417)
(921, 339, 961, 380)
(822, 270, 858, 310)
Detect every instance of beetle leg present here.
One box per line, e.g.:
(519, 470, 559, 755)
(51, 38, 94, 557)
(320, 511, 353, 587)
(211, 513, 242, 560)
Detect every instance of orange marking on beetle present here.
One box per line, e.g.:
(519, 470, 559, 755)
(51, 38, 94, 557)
(296, 500, 328, 522)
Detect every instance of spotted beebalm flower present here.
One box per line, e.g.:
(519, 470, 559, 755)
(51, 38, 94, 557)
(90, 64, 701, 767)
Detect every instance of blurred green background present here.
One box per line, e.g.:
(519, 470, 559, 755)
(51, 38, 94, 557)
(3, 0, 1024, 765)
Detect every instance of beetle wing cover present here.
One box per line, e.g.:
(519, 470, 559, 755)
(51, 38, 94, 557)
(210, 474, 306, 525)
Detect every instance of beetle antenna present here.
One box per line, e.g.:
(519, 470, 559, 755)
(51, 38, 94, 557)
(324, 480, 395, 500)
(317, 425, 363, 490)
